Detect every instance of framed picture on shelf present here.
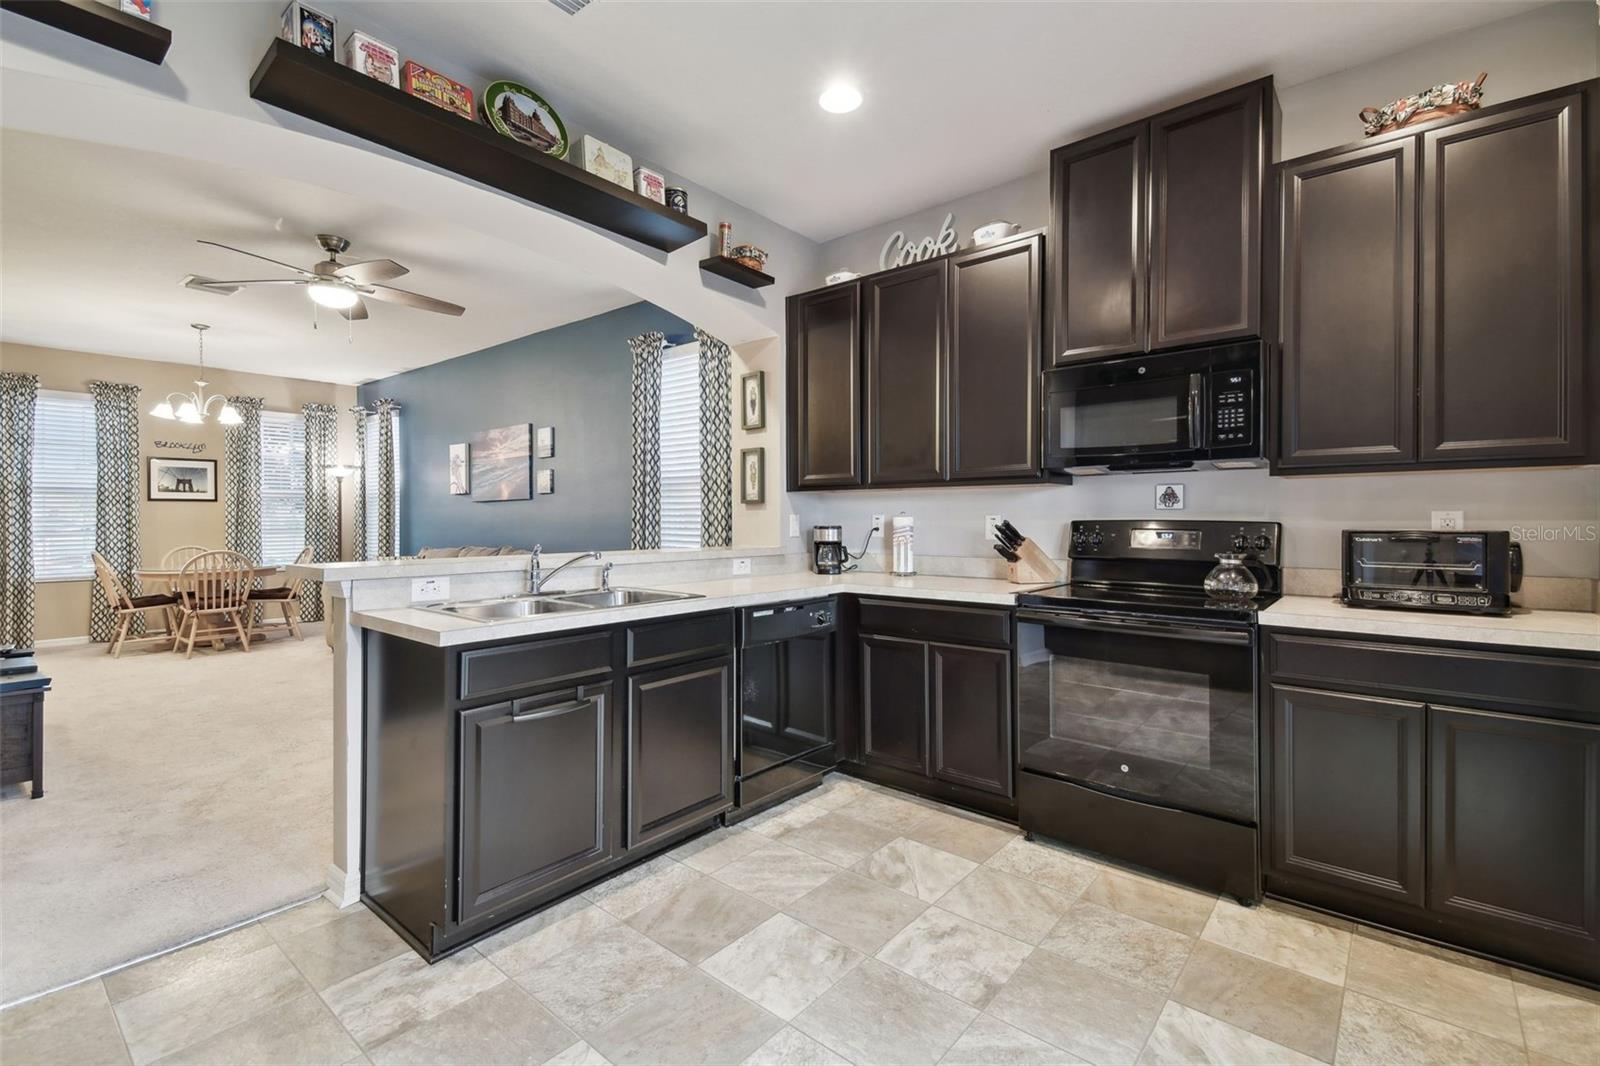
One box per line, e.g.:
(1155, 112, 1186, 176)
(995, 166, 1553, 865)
(148, 458, 218, 502)
(448, 443, 469, 495)
(740, 448, 765, 504)
(740, 371, 766, 431)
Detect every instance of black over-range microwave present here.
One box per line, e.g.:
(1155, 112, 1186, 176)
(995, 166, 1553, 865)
(1043, 342, 1265, 474)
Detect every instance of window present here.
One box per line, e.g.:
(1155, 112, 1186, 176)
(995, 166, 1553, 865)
(658, 342, 702, 550)
(259, 410, 306, 566)
(30, 391, 97, 581)
(362, 413, 399, 558)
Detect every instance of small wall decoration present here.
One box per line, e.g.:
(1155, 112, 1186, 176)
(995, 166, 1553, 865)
(279, 2, 336, 59)
(448, 443, 469, 495)
(153, 439, 206, 454)
(536, 426, 554, 459)
(1361, 73, 1487, 137)
(1155, 483, 1185, 511)
(148, 457, 218, 502)
(740, 448, 765, 504)
(403, 61, 474, 121)
(581, 135, 633, 189)
(342, 31, 400, 88)
(879, 212, 959, 271)
(482, 80, 569, 157)
(471, 424, 531, 502)
(740, 371, 766, 431)
(537, 469, 554, 495)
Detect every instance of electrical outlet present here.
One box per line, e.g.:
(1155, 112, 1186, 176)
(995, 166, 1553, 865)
(410, 577, 447, 602)
(984, 514, 1003, 542)
(731, 558, 751, 576)
(871, 513, 885, 533)
(788, 514, 800, 538)
(1431, 510, 1465, 532)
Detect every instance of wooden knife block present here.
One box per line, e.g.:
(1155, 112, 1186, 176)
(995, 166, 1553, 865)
(1007, 538, 1063, 584)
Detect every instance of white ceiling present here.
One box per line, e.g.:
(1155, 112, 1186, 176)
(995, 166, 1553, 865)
(336, 0, 1539, 242)
(0, 130, 639, 384)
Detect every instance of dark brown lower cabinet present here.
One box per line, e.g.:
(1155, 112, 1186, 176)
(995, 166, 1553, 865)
(457, 683, 616, 925)
(860, 633, 929, 775)
(931, 644, 1013, 797)
(627, 654, 734, 847)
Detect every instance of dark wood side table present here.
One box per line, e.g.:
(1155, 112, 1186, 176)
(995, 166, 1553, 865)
(1, 675, 50, 798)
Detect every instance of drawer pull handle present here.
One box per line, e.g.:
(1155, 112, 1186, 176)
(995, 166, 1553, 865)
(511, 698, 593, 723)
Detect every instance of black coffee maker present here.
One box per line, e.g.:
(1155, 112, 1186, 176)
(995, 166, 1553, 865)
(810, 524, 877, 575)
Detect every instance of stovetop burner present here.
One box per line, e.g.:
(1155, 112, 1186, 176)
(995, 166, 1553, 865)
(1016, 582, 1279, 623)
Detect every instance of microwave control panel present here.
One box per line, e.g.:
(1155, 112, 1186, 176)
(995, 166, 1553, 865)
(1210, 369, 1254, 446)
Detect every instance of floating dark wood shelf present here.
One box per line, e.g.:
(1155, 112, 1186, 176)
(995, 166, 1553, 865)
(248, 39, 708, 253)
(699, 256, 774, 289)
(1, 0, 170, 63)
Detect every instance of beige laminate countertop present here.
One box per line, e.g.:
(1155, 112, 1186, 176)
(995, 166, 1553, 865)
(352, 571, 1055, 648)
(1259, 595, 1600, 654)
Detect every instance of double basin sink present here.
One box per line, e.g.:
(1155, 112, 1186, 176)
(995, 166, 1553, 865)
(423, 587, 700, 622)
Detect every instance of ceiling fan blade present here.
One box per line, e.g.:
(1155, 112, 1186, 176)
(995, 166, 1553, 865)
(338, 298, 370, 321)
(181, 274, 240, 296)
(196, 239, 316, 278)
(365, 283, 465, 316)
(336, 258, 408, 284)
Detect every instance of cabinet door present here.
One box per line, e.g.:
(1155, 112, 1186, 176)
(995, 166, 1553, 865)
(931, 643, 1012, 797)
(865, 260, 948, 484)
(860, 633, 929, 774)
(1050, 122, 1148, 364)
(1279, 139, 1417, 468)
(628, 655, 734, 847)
(457, 685, 615, 924)
(1267, 685, 1425, 906)
(1428, 705, 1600, 971)
(788, 285, 862, 487)
(1419, 93, 1586, 462)
(1149, 82, 1265, 350)
(949, 235, 1043, 480)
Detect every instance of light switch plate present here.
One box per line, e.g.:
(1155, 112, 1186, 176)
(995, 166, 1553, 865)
(731, 558, 751, 576)
(788, 514, 800, 538)
(411, 577, 447, 602)
(984, 514, 1003, 542)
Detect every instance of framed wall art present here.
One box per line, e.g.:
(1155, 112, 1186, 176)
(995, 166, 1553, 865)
(470, 424, 531, 501)
(740, 370, 766, 431)
(740, 447, 765, 504)
(448, 443, 469, 495)
(148, 457, 218, 502)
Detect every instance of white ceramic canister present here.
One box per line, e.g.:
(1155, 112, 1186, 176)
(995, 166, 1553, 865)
(890, 513, 915, 576)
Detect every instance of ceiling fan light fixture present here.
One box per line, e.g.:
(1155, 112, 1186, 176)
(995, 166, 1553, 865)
(308, 280, 359, 309)
(818, 83, 863, 114)
(150, 401, 176, 420)
(217, 405, 243, 426)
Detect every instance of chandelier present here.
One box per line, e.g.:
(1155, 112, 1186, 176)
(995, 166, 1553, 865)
(150, 324, 241, 426)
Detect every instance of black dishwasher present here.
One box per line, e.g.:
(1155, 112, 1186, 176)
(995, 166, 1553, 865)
(734, 598, 837, 816)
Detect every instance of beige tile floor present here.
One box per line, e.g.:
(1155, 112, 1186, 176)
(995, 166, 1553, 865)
(4, 776, 1596, 1066)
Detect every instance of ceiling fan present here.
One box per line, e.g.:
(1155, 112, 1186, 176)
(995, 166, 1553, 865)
(182, 233, 465, 320)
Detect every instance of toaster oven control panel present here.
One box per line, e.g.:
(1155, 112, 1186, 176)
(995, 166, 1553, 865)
(1348, 588, 1503, 611)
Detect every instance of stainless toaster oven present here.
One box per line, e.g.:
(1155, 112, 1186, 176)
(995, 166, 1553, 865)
(1341, 530, 1522, 615)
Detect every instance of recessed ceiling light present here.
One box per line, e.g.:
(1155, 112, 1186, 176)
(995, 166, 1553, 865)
(819, 83, 862, 114)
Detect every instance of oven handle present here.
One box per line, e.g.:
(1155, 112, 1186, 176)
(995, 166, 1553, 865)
(1016, 609, 1253, 646)
(1187, 372, 1204, 449)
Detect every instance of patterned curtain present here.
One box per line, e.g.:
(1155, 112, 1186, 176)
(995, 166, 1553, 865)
(223, 396, 265, 562)
(627, 331, 665, 550)
(350, 405, 369, 561)
(0, 373, 38, 648)
(695, 328, 734, 548)
(87, 381, 141, 642)
(300, 402, 339, 621)
(374, 399, 400, 558)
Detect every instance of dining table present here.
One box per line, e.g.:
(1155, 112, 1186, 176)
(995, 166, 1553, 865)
(133, 563, 288, 652)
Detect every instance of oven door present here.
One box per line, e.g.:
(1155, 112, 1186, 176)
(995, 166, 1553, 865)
(1016, 609, 1256, 825)
(1043, 362, 1204, 471)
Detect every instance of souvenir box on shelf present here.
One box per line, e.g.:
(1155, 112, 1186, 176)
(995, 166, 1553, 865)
(279, 2, 336, 60)
(402, 61, 474, 121)
(342, 31, 400, 88)
(580, 135, 632, 189)
(633, 166, 666, 204)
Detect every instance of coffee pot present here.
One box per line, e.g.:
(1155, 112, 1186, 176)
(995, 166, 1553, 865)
(810, 523, 878, 575)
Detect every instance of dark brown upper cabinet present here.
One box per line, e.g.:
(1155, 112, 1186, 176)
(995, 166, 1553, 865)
(865, 261, 949, 485)
(787, 284, 863, 488)
(1274, 80, 1596, 475)
(950, 235, 1044, 479)
(1419, 94, 1587, 463)
(1050, 78, 1272, 366)
(1278, 139, 1417, 468)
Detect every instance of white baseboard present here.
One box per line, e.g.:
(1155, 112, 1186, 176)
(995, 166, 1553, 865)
(35, 635, 91, 648)
(324, 862, 360, 909)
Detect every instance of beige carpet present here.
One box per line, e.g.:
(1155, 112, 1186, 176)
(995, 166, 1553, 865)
(0, 627, 332, 1004)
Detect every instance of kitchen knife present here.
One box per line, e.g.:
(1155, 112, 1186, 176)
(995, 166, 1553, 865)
(994, 543, 1020, 563)
(995, 527, 1022, 551)
(998, 520, 1025, 545)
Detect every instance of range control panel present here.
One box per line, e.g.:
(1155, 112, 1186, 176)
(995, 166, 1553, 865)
(1210, 369, 1254, 446)
(1068, 520, 1280, 566)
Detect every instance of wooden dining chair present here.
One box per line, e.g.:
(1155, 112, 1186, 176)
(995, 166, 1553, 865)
(92, 551, 179, 657)
(248, 546, 313, 642)
(174, 550, 255, 658)
(159, 545, 210, 570)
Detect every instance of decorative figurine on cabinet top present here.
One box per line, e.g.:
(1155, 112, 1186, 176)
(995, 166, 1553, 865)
(1360, 72, 1487, 136)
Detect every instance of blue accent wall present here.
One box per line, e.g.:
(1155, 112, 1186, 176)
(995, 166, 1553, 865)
(358, 301, 692, 554)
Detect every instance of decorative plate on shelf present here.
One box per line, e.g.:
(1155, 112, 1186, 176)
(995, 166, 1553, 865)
(481, 80, 568, 158)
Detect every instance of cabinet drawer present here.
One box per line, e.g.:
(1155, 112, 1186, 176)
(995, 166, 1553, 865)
(1266, 633, 1600, 723)
(857, 599, 1010, 647)
(459, 631, 613, 701)
(626, 611, 734, 670)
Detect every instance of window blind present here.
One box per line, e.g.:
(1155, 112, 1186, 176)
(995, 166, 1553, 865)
(259, 410, 306, 565)
(31, 390, 98, 581)
(658, 343, 702, 550)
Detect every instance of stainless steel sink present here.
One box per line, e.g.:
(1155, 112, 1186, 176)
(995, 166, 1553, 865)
(549, 588, 702, 608)
(424, 596, 594, 621)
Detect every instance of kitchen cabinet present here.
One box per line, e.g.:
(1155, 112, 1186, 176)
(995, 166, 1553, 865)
(627, 653, 734, 847)
(1262, 631, 1600, 984)
(931, 644, 1013, 797)
(859, 633, 929, 775)
(788, 284, 863, 488)
(865, 261, 949, 484)
(787, 232, 1045, 490)
(1050, 78, 1272, 365)
(1274, 80, 1596, 474)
